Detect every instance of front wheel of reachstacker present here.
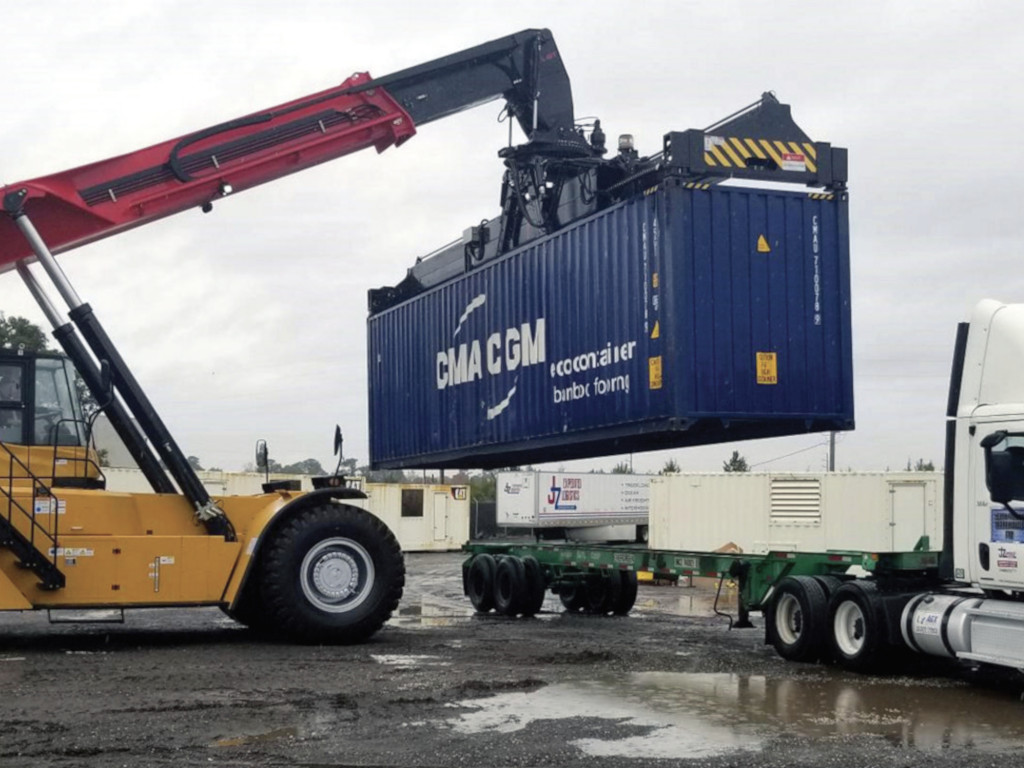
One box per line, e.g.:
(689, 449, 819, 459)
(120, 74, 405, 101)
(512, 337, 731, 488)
(258, 503, 405, 644)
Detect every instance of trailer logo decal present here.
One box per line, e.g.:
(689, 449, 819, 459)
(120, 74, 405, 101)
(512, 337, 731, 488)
(547, 476, 580, 510)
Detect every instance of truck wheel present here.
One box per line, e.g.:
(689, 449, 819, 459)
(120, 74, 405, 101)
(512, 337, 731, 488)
(493, 556, 526, 616)
(584, 575, 612, 614)
(466, 554, 497, 613)
(611, 571, 639, 615)
(520, 557, 547, 617)
(767, 576, 828, 662)
(257, 503, 404, 644)
(827, 580, 885, 672)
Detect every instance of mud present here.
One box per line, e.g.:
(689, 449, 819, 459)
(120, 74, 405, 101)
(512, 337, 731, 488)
(2, 551, 1023, 767)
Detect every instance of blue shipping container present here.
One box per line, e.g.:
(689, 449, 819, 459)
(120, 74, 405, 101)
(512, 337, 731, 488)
(367, 181, 852, 469)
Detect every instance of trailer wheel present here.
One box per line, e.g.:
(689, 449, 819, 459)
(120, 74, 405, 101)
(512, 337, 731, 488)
(493, 556, 526, 616)
(827, 580, 885, 672)
(611, 571, 639, 615)
(466, 554, 497, 613)
(521, 557, 547, 617)
(258, 503, 404, 644)
(559, 582, 587, 612)
(584, 575, 614, 614)
(767, 576, 829, 662)
(813, 574, 844, 600)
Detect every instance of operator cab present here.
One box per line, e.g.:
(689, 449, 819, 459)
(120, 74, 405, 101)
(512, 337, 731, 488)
(0, 349, 86, 448)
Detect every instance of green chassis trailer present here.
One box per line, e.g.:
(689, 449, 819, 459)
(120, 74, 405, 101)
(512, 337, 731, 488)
(461, 539, 940, 630)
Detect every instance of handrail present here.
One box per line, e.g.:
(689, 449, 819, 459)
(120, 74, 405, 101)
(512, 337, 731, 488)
(0, 441, 61, 573)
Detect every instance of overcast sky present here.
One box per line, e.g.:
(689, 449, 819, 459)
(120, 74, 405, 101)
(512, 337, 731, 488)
(2, 1, 1022, 475)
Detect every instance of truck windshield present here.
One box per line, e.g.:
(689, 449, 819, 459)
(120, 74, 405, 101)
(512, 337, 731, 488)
(33, 357, 85, 446)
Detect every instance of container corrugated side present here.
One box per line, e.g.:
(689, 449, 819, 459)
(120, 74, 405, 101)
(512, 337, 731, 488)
(368, 182, 852, 469)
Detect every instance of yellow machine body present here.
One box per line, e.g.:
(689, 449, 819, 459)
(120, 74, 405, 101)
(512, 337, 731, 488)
(0, 445, 294, 610)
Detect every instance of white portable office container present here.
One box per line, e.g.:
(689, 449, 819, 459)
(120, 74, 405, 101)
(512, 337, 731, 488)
(649, 472, 942, 554)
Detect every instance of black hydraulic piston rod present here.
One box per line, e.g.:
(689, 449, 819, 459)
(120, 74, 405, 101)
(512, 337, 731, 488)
(15, 262, 176, 494)
(6, 210, 234, 539)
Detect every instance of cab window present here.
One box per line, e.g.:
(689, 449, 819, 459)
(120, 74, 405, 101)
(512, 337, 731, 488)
(0, 363, 25, 443)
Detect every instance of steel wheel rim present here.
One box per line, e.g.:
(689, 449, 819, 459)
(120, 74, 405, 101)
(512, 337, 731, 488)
(833, 599, 866, 656)
(300, 537, 375, 613)
(776, 593, 803, 646)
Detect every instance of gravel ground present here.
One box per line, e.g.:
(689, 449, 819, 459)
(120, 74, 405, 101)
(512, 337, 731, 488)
(1, 551, 1023, 767)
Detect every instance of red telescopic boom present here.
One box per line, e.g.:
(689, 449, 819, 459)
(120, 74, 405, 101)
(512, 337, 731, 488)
(0, 72, 415, 271)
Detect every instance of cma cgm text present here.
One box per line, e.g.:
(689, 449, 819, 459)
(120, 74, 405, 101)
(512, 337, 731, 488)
(436, 319, 546, 390)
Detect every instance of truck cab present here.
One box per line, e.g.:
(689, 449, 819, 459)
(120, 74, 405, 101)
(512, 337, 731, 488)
(952, 300, 1024, 591)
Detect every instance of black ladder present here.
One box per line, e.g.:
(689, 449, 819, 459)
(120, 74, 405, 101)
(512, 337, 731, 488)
(0, 444, 65, 590)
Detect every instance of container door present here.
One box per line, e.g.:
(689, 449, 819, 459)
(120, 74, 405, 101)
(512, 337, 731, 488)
(433, 493, 448, 542)
(889, 481, 926, 551)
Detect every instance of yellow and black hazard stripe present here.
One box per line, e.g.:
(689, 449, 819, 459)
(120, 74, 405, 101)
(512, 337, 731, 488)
(703, 138, 817, 173)
(684, 182, 712, 190)
(808, 192, 835, 200)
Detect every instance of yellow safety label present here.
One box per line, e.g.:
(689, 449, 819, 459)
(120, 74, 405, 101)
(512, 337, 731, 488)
(652, 272, 659, 289)
(651, 321, 660, 340)
(757, 235, 771, 253)
(756, 352, 778, 385)
(649, 356, 663, 390)
(703, 137, 817, 174)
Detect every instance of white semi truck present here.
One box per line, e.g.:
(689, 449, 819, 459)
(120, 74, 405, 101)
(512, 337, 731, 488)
(464, 299, 1024, 674)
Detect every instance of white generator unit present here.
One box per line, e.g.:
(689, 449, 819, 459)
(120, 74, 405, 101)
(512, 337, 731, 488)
(649, 472, 942, 554)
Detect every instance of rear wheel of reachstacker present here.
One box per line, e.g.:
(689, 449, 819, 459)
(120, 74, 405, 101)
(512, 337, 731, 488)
(827, 580, 886, 672)
(767, 576, 829, 662)
(466, 554, 497, 613)
(520, 557, 547, 617)
(493, 556, 527, 616)
(258, 503, 405, 644)
(611, 571, 639, 615)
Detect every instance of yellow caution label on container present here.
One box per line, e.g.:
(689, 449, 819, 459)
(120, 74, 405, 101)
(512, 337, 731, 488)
(652, 272, 659, 289)
(756, 352, 778, 385)
(757, 234, 771, 253)
(649, 356, 663, 389)
(651, 321, 660, 340)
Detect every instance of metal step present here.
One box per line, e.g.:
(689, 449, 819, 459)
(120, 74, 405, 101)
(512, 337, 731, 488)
(958, 600, 1024, 669)
(0, 516, 64, 590)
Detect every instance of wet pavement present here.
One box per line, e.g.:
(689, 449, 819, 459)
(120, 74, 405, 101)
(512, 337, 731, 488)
(1, 551, 1023, 767)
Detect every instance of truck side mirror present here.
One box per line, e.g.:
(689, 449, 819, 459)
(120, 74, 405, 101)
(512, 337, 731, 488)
(982, 433, 1024, 506)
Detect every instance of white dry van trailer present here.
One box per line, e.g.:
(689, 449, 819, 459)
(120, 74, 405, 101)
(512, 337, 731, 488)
(497, 471, 651, 542)
(650, 472, 942, 555)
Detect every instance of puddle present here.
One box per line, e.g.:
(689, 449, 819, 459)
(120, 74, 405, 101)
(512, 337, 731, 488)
(447, 671, 1024, 757)
(371, 654, 450, 668)
(214, 726, 298, 748)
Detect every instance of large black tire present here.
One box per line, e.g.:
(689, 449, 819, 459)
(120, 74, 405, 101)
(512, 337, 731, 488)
(827, 580, 887, 672)
(520, 557, 547, 617)
(559, 582, 587, 612)
(767, 576, 829, 662)
(466, 554, 497, 613)
(611, 570, 639, 615)
(257, 503, 404, 644)
(585, 574, 616, 615)
(493, 556, 527, 616)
